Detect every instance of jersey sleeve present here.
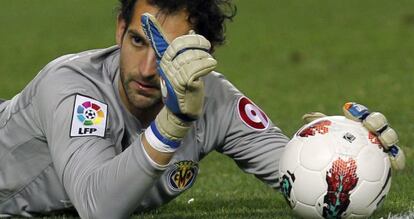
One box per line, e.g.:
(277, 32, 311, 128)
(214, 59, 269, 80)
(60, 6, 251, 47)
(34, 68, 162, 218)
(217, 95, 289, 188)
(206, 75, 289, 189)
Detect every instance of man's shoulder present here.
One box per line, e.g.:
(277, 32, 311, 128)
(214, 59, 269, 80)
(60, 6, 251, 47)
(43, 46, 119, 74)
(36, 46, 119, 88)
(204, 71, 243, 101)
(28, 46, 120, 106)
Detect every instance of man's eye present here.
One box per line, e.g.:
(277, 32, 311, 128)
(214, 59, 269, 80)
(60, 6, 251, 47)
(132, 36, 144, 46)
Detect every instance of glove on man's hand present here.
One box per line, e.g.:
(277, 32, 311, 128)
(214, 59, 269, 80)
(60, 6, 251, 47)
(142, 13, 216, 121)
(141, 13, 216, 153)
(302, 102, 406, 170)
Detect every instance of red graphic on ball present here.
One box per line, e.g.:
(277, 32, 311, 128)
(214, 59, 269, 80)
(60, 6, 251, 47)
(298, 120, 332, 137)
(237, 96, 269, 130)
(323, 157, 359, 218)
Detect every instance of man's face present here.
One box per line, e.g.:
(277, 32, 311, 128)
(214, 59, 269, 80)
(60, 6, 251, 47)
(116, 0, 191, 111)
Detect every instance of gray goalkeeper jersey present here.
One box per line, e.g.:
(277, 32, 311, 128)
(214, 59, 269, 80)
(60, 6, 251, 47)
(0, 46, 288, 218)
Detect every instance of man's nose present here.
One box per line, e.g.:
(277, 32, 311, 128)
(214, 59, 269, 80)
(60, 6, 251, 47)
(139, 48, 157, 77)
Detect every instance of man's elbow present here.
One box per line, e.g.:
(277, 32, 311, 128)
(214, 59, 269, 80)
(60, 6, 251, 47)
(70, 178, 131, 219)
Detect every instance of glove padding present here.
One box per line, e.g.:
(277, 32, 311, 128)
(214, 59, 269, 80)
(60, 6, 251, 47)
(342, 102, 405, 170)
(342, 103, 399, 147)
(155, 107, 191, 142)
(302, 102, 406, 170)
(302, 112, 327, 124)
(141, 13, 217, 121)
(160, 38, 216, 120)
(141, 13, 216, 153)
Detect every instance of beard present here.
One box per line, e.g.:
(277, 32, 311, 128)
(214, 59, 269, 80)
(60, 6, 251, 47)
(120, 69, 162, 111)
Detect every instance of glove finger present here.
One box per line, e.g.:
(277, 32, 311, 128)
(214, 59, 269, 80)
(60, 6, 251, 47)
(378, 127, 399, 148)
(359, 111, 399, 148)
(362, 112, 388, 132)
(343, 102, 370, 121)
(182, 81, 205, 119)
(141, 13, 169, 60)
(388, 145, 406, 170)
(180, 58, 217, 85)
(161, 50, 216, 87)
(172, 49, 212, 67)
(164, 34, 211, 62)
(302, 112, 327, 124)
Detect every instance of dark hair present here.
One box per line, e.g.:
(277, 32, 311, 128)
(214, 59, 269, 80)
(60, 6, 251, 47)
(117, 0, 236, 51)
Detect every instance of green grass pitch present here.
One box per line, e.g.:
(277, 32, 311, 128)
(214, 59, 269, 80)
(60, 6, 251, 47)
(0, 0, 413, 218)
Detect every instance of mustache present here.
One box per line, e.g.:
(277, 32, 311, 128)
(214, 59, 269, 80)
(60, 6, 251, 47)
(125, 76, 160, 89)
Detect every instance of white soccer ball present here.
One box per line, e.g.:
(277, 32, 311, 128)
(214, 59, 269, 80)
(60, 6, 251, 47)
(279, 116, 392, 218)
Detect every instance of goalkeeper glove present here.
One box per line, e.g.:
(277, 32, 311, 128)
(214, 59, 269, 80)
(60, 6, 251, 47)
(142, 13, 216, 153)
(342, 102, 405, 170)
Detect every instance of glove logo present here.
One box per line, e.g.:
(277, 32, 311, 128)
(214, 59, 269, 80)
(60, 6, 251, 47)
(167, 160, 199, 192)
(70, 94, 108, 138)
(160, 77, 168, 100)
(237, 96, 269, 130)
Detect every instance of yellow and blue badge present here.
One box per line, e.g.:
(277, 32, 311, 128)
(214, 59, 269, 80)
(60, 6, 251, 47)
(167, 160, 199, 192)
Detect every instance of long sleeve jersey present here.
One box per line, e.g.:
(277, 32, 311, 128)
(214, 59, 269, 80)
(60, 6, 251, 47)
(0, 46, 289, 218)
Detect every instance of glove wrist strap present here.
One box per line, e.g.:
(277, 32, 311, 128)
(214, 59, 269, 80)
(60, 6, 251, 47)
(145, 123, 180, 153)
(145, 108, 191, 153)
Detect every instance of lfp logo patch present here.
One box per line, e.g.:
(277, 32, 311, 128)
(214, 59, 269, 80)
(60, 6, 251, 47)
(167, 160, 199, 192)
(77, 101, 105, 126)
(70, 94, 108, 137)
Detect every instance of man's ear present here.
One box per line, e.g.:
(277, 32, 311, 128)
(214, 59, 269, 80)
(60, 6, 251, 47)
(116, 15, 127, 46)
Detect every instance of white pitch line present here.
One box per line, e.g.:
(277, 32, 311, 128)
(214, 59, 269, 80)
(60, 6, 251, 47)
(385, 210, 414, 219)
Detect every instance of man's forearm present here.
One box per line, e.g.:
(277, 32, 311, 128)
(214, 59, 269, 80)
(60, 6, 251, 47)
(62, 136, 163, 219)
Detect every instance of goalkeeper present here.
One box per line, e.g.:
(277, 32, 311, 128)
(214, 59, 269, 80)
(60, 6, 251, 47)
(0, 0, 404, 218)
(0, 1, 287, 217)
